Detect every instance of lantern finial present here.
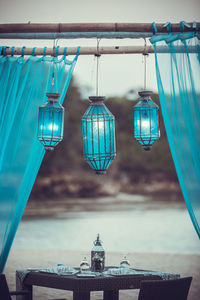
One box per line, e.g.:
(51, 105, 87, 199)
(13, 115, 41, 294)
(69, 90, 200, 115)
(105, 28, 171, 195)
(138, 90, 153, 98)
(46, 92, 60, 101)
(89, 96, 105, 103)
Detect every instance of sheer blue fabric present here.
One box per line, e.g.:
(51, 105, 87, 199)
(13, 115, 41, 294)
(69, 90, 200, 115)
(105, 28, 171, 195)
(0, 47, 79, 272)
(150, 31, 200, 237)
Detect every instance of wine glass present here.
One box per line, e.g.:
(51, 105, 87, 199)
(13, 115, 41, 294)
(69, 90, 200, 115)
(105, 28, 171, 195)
(80, 256, 90, 273)
(56, 264, 66, 274)
(120, 254, 131, 269)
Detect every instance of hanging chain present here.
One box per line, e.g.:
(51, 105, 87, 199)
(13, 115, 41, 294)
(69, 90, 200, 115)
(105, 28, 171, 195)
(144, 53, 146, 90)
(52, 72, 55, 92)
(143, 38, 148, 90)
(90, 55, 96, 94)
(52, 39, 56, 92)
(96, 55, 99, 96)
(95, 39, 101, 96)
(51, 39, 60, 93)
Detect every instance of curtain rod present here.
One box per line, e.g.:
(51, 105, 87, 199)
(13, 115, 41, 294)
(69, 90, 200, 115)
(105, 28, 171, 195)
(0, 32, 154, 40)
(0, 22, 199, 35)
(1, 45, 198, 56)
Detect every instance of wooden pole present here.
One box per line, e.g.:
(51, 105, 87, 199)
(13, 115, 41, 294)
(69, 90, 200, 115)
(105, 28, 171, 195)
(0, 32, 153, 39)
(1, 45, 198, 56)
(0, 22, 199, 34)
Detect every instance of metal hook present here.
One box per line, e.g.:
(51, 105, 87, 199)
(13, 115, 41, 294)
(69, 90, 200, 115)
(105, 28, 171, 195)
(55, 39, 59, 47)
(142, 38, 149, 56)
(95, 38, 101, 57)
(163, 22, 172, 33)
(180, 21, 191, 33)
(53, 39, 56, 57)
(52, 39, 60, 56)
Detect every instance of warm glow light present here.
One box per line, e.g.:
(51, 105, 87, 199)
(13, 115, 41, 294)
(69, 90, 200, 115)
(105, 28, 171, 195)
(48, 123, 58, 131)
(93, 120, 104, 133)
(40, 124, 59, 131)
(98, 120, 104, 129)
(141, 120, 149, 128)
(137, 119, 149, 128)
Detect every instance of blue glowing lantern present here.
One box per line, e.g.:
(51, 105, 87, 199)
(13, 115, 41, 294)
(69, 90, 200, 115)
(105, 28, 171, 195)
(134, 91, 160, 151)
(82, 96, 116, 174)
(37, 93, 64, 151)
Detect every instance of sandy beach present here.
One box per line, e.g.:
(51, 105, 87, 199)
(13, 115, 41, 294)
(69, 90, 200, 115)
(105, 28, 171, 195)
(4, 249, 200, 300)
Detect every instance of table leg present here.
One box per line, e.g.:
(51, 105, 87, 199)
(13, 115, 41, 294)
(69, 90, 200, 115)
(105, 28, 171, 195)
(73, 291, 90, 300)
(16, 271, 32, 300)
(104, 290, 119, 300)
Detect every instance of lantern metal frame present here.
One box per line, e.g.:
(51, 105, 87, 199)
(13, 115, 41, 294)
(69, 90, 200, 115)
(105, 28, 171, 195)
(133, 90, 160, 151)
(82, 96, 116, 175)
(37, 92, 64, 151)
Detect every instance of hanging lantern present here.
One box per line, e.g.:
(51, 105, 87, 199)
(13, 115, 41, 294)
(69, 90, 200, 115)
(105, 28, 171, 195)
(37, 93, 64, 151)
(82, 96, 116, 174)
(133, 90, 160, 151)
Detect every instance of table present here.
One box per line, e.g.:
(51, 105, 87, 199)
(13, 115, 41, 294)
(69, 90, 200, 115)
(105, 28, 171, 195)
(16, 268, 179, 300)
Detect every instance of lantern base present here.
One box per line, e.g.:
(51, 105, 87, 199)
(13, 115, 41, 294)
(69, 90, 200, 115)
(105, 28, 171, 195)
(143, 145, 151, 151)
(96, 170, 106, 175)
(44, 146, 54, 151)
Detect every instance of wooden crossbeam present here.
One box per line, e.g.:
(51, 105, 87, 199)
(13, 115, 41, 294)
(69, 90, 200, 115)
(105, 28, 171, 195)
(1, 45, 198, 56)
(0, 22, 199, 34)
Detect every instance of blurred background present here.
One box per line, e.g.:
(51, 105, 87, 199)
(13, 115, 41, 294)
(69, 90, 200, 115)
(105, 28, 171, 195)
(31, 78, 178, 202)
(2, 0, 199, 298)
(14, 76, 199, 255)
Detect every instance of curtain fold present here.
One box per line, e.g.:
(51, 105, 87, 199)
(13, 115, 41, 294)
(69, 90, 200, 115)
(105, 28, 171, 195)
(0, 48, 79, 273)
(150, 32, 200, 238)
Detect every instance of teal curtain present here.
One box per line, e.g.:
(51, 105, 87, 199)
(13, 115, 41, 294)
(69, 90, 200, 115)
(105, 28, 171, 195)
(0, 46, 79, 273)
(150, 30, 200, 238)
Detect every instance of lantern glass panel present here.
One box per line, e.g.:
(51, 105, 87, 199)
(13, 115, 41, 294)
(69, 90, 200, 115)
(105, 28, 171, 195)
(82, 97, 116, 174)
(37, 94, 64, 151)
(134, 93, 160, 149)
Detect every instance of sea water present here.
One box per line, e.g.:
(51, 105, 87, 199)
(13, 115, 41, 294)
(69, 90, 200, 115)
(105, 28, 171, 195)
(13, 194, 200, 254)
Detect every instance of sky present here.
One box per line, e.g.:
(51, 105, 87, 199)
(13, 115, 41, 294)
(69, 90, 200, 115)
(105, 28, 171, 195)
(0, 0, 199, 97)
